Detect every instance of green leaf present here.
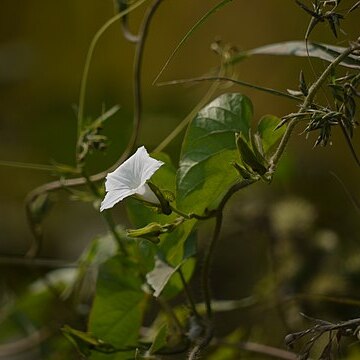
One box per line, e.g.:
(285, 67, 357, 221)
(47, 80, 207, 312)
(256, 115, 285, 155)
(148, 324, 168, 354)
(236, 132, 267, 175)
(64, 233, 119, 299)
(159, 219, 197, 266)
(177, 93, 253, 213)
(28, 192, 54, 225)
(126, 153, 197, 300)
(88, 256, 146, 357)
(228, 41, 360, 69)
(146, 258, 179, 298)
(161, 258, 195, 299)
(145, 256, 195, 299)
(62, 325, 116, 357)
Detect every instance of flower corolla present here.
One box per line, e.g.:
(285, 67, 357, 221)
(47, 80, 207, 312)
(100, 146, 164, 212)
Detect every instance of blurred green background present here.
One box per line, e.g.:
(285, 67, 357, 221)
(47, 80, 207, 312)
(0, 0, 360, 357)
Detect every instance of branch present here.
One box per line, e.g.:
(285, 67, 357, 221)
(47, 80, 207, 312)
(113, 0, 140, 43)
(269, 42, 360, 174)
(0, 256, 76, 268)
(77, 0, 148, 137)
(285, 315, 360, 354)
(158, 75, 302, 101)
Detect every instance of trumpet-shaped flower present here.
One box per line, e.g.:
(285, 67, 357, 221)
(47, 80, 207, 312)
(100, 146, 164, 212)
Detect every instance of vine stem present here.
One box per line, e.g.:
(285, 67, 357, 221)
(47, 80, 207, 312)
(178, 268, 201, 319)
(152, 0, 234, 85)
(202, 179, 255, 319)
(202, 213, 223, 319)
(82, 171, 128, 255)
(131, 0, 165, 155)
(25, 0, 166, 257)
(158, 75, 302, 101)
(198, 42, 360, 351)
(153, 62, 226, 153)
(77, 0, 148, 138)
(269, 42, 360, 173)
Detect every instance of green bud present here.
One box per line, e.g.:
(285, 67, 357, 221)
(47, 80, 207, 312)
(231, 161, 252, 179)
(251, 133, 265, 160)
(126, 218, 184, 244)
(127, 222, 163, 244)
(236, 132, 267, 176)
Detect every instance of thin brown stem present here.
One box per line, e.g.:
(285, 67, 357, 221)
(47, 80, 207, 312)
(158, 75, 302, 101)
(102, 211, 128, 255)
(112, 0, 139, 43)
(24, 0, 166, 257)
(131, 0, 165, 155)
(0, 256, 76, 268)
(82, 171, 128, 255)
(202, 213, 223, 319)
(178, 268, 201, 319)
(269, 43, 360, 174)
(201, 179, 255, 320)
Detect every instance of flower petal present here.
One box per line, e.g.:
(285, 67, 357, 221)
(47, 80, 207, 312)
(100, 146, 164, 211)
(135, 183, 159, 203)
(135, 146, 164, 184)
(100, 188, 136, 212)
(105, 146, 164, 191)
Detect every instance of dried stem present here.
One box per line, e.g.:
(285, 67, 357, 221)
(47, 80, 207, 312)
(269, 42, 360, 174)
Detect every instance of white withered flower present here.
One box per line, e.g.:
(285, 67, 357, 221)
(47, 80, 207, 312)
(100, 146, 164, 212)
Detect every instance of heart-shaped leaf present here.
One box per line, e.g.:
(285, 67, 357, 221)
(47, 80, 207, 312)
(177, 93, 253, 213)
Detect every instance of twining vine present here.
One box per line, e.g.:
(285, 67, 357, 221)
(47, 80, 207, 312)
(0, 1, 359, 360)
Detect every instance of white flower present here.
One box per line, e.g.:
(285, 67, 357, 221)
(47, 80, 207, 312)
(100, 146, 164, 212)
